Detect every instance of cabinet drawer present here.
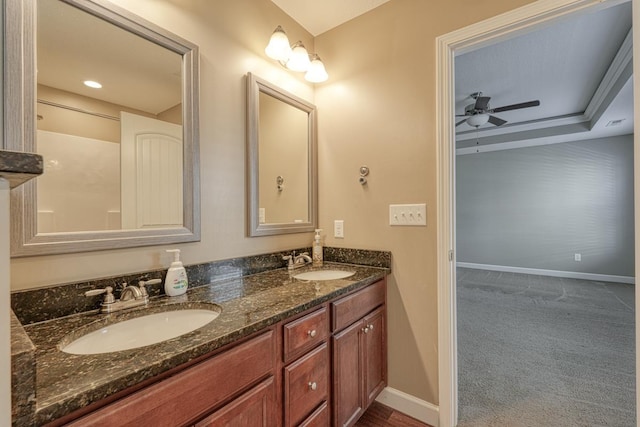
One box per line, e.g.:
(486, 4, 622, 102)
(299, 401, 330, 427)
(284, 342, 329, 427)
(332, 280, 385, 332)
(68, 331, 275, 427)
(283, 306, 328, 363)
(194, 377, 276, 427)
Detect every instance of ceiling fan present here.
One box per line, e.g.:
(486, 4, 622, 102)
(456, 92, 540, 128)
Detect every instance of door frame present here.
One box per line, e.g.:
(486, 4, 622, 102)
(435, 0, 638, 425)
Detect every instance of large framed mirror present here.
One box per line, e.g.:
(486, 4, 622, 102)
(4, 0, 200, 256)
(246, 73, 317, 236)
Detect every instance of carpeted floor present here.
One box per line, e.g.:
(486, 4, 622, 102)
(457, 268, 636, 427)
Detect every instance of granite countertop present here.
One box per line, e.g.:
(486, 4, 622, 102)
(0, 150, 43, 189)
(20, 263, 388, 424)
(11, 312, 36, 426)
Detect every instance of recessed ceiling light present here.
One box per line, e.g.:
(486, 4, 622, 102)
(83, 80, 102, 89)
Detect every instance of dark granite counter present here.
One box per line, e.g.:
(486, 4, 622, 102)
(19, 263, 388, 425)
(0, 150, 43, 189)
(11, 311, 36, 426)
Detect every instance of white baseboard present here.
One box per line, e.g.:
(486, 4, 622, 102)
(376, 387, 439, 427)
(456, 262, 635, 284)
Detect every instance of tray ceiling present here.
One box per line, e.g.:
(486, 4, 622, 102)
(455, 1, 633, 152)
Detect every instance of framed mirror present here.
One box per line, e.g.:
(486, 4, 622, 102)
(4, 0, 200, 256)
(246, 73, 318, 236)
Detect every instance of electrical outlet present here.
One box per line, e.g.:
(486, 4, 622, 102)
(389, 203, 427, 226)
(574, 253, 581, 262)
(334, 220, 344, 238)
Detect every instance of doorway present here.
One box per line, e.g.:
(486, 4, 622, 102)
(436, 0, 638, 426)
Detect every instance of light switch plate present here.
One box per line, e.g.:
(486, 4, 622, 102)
(389, 204, 426, 226)
(334, 220, 344, 238)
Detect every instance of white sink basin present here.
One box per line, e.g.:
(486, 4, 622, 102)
(293, 270, 355, 281)
(61, 308, 221, 355)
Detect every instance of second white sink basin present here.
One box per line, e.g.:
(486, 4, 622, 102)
(61, 307, 221, 355)
(293, 270, 355, 281)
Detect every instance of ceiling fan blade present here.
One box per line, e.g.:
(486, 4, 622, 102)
(491, 100, 540, 113)
(456, 119, 468, 127)
(488, 115, 507, 126)
(474, 96, 491, 111)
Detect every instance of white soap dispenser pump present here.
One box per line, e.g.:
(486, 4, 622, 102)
(312, 229, 323, 267)
(164, 249, 188, 296)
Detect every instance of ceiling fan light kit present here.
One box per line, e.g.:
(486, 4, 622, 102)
(456, 91, 540, 129)
(466, 114, 489, 127)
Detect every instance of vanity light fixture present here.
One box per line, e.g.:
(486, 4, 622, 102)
(83, 80, 102, 89)
(265, 26, 328, 83)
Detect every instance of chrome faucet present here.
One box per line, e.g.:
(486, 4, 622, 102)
(120, 284, 143, 301)
(85, 279, 161, 314)
(283, 251, 312, 270)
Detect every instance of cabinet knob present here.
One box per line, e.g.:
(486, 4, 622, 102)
(308, 381, 317, 391)
(307, 329, 317, 338)
(368, 324, 374, 331)
(362, 326, 369, 334)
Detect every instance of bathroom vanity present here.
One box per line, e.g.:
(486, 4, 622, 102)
(13, 261, 388, 426)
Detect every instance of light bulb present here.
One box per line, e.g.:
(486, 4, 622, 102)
(265, 26, 291, 62)
(286, 41, 311, 72)
(305, 55, 328, 83)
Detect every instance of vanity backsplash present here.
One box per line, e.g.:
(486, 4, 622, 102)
(11, 247, 392, 325)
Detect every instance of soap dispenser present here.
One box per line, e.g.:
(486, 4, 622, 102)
(312, 229, 323, 267)
(164, 249, 188, 296)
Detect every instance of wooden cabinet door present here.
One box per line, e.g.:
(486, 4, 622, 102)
(195, 377, 276, 427)
(332, 321, 363, 427)
(362, 307, 386, 408)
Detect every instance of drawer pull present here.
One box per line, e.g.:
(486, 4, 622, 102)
(307, 329, 317, 338)
(308, 381, 317, 391)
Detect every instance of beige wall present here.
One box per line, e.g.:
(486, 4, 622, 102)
(11, 0, 315, 291)
(11, 0, 538, 409)
(37, 84, 155, 142)
(158, 103, 183, 125)
(315, 0, 534, 404)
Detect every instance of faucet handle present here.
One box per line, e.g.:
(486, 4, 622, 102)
(85, 286, 115, 304)
(138, 278, 161, 297)
(282, 255, 294, 268)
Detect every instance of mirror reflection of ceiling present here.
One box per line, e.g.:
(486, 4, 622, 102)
(37, 0, 182, 115)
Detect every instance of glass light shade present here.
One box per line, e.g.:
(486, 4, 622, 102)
(305, 55, 328, 83)
(286, 41, 311, 72)
(467, 114, 489, 127)
(265, 26, 291, 61)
